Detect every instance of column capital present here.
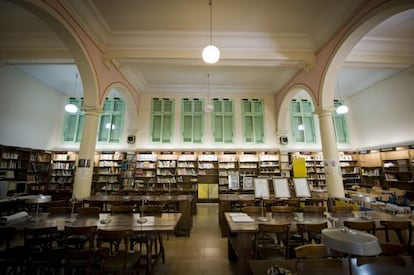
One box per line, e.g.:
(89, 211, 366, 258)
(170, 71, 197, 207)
(314, 107, 335, 117)
(82, 105, 103, 116)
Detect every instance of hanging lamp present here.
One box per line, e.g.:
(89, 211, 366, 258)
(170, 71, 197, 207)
(205, 73, 214, 112)
(202, 0, 220, 64)
(65, 73, 79, 113)
(336, 79, 348, 114)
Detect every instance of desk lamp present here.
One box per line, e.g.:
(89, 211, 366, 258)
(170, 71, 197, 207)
(25, 194, 51, 222)
(351, 194, 376, 220)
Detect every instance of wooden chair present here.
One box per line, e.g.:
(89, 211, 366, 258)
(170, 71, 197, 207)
(263, 198, 277, 212)
(48, 206, 72, 215)
(295, 243, 342, 259)
(278, 199, 301, 211)
(111, 204, 134, 214)
(96, 229, 140, 275)
(343, 220, 376, 235)
(302, 205, 325, 217)
(23, 226, 65, 274)
(256, 223, 292, 259)
(332, 205, 353, 214)
(63, 225, 98, 274)
(42, 200, 67, 212)
(379, 242, 406, 256)
(131, 205, 165, 271)
(270, 205, 295, 219)
(77, 206, 101, 217)
(380, 220, 412, 253)
(0, 227, 23, 274)
(304, 198, 324, 206)
(297, 222, 328, 244)
(241, 206, 263, 215)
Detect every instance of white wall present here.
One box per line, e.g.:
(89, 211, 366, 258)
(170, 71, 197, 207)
(0, 66, 66, 150)
(346, 66, 414, 149)
(1, 65, 413, 152)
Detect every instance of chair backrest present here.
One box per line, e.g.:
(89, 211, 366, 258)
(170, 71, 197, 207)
(48, 206, 72, 215)
(379, 242, 405, 256)
(271, 205, 295, 213)
(343, 220, 376, 234)
(379, 220, 412, 247)
(77, 207, 101, 217)
(63, 225, 97, 250)
(24, 226, 58, 250)
(295, 244, 341, 259)
(96, 229, 131, 253)
(110, 205, 134, 214)
(139, 205, 163, 216)
(297, 222, 328, 244)
(257, 223, 291, 259)
(241, 206, 263, 215)
(302, 205, 325, 215)
(304, 198, 324, 206)
(0, 226, 17, 251)
(332, 205, 353, 214)
(43, 200, 67, 211)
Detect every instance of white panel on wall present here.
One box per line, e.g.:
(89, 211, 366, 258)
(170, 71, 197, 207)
(347, 67, 414, 149)
(0, 66, 66, 150)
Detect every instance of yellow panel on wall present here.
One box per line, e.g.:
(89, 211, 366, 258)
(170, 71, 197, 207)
(208, 184, 219, 199)
(198, 184, 209, 199)
(292, 157, 307, 178)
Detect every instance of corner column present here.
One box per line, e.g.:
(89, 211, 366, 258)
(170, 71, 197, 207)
(315, 107, 345, 198)
(73, 106, 102, 199)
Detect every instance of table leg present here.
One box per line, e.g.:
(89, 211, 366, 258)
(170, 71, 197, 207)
(235, 232, 254, 275)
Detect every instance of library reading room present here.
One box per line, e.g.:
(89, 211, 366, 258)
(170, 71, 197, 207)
(1, 1, 414, 274)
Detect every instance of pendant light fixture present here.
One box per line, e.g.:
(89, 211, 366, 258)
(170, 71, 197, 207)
(65, 73, 79, 113)
(202, 0, 220, 64)
(205, 73, 214, 112)
(336, 79, 349, 114)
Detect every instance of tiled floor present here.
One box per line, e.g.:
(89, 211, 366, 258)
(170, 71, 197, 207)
(152, 203, 238, 275)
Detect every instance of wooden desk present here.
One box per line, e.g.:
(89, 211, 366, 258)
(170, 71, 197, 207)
(83, 194, 193, 236)
(225, 212, 326, 275)
(249, 256, 414, 275)
(219, 194, 326, 237)
(4, 212, 182, 233)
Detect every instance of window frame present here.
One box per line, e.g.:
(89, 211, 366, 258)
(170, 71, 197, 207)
(211, 98, 234, 144)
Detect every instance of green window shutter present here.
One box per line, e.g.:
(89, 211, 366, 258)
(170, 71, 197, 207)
(333, 100, 350, 144)
(241, 99, 264, 143)
(212, 99, 234, 143)
(63, 98, 84, 142)
(181, 98, 204, 143)
(290, 99, 316, 144)
(151, 98, 174, 143)
(96, 98, 125, 143)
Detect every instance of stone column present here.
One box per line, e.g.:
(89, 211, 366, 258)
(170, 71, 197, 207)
(315, 107, 345, 198)
(73, 106, 102, 199)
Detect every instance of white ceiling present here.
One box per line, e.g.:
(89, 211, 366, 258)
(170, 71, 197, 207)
(0, 0, 413, 98)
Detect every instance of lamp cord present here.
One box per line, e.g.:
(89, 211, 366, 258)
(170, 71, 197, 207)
(209, 0, 213, 45)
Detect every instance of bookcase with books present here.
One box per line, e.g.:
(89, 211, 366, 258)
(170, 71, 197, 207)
(290, 152, 326, 191)
(120, 152, 136, 189)
(217, 152, 238, 193)
(238, 152, 259, 180)
(0, 146, 30, 181)
(197, 152, 218, 201)
(280, 152, 291, 178)
(27, 150, 51, 191)
(381, 148, 413, 190)
(176, 152, 198, 190)
(50, 151, 77, 190)
(339, 152, 361, 189)
(93, 151, 125, 191)
(258, 152, 281, 179)
(156, 152, 177, 189)
(359, 151, 383, 188)
(135, 152, 157, 188)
